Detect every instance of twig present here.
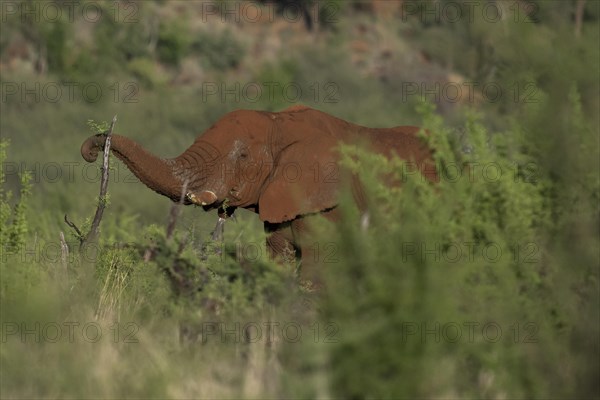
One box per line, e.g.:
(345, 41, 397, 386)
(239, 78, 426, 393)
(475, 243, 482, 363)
(166, 179, 189, 240)
(210, 205, 235, 242)
(64, 115, 117, 254)
(87, 115, 117, 242)
(59, 231, 69, 277)
(64, 214, 83, 243)
(143, 246, 155, 263)
(210, 217, 226, 242)
(144, 179, 189, 262)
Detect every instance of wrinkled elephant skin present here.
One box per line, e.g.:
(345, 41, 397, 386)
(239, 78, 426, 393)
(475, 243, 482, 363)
(81, 106, 437, 283)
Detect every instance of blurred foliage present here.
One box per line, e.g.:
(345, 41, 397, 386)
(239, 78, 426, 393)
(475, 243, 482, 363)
(191, 28, 245, 70)
(0, 0, 598, 398)
(0, 140, 32, 252)
(319, 99, 594, 398)
(157, 20, 190, 66)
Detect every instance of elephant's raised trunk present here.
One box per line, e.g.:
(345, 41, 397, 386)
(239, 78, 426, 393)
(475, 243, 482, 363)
(81, 134, 187, 202)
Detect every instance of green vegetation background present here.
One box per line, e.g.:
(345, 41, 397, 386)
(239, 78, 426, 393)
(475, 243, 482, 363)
(1, 1, 598, 398)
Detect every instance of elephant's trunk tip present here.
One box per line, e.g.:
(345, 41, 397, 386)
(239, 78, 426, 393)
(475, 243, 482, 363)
(80, 134, 105, 163)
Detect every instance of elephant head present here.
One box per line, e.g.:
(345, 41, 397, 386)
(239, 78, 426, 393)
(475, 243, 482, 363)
(80, 107, 346, 222)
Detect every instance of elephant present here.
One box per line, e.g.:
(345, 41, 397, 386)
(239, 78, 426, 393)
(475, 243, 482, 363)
(81, 105, 437, 283)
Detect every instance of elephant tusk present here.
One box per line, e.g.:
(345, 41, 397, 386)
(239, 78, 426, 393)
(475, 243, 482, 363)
(199, 191, 218, 205)
(186, 190, 217, 206)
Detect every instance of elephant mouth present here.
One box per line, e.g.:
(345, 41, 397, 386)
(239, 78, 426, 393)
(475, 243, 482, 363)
(187, 190, 240, 213)
(201, 202, 222, 212)
(201, 200, 235, 220)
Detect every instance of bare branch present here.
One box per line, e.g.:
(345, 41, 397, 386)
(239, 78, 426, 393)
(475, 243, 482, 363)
(87, 115, 117, 242)
(166, 179, 189, 240)
(64, 214, 83, 243)
(64, 115, 117, 254)
(143, 246, 155, 263)
(144, 179, 189, 263)
(211, 217, 226, 242)
(59, 231, 69, 276)
(211, 205, 235, 242)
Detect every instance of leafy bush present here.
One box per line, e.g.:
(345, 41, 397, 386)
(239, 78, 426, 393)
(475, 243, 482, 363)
(317, 100, 597, 398)
(0, 140, 32, 253)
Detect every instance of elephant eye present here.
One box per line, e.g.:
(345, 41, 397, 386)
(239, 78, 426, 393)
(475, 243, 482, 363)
(239, 151, 249, 160)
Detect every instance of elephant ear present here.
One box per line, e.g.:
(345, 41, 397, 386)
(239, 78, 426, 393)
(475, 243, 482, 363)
(258, 137, 340, 223)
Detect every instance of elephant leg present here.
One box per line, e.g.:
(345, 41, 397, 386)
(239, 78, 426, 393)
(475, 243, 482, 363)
(265, 210, 340, 288)
(289, 217, 318, 285)
(264, 221, 299, 266)
(290, 208, 340, 287)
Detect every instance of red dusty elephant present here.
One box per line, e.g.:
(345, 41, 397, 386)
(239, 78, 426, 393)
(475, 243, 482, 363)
(81, 105, 437, 282)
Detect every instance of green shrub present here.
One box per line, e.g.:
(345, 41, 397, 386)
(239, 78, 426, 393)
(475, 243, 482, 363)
(0, 140, 32, 253)
(317, 101, 597, 399)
